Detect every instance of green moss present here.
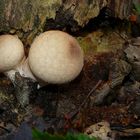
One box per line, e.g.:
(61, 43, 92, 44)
(0, 91, 9, 101)
(0, 0, 9, 32)
(77, 37, 95, 53)
(0, 0, 4, 15)
(77, 30, 125, 55)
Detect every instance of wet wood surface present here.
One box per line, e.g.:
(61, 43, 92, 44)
(0, 0, 132, 45)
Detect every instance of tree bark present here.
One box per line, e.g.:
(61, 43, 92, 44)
(0, 0, 133, 45)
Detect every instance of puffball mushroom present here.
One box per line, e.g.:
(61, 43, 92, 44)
(0, 34, 36, 106)
(0, 35, 25, 82)
(28, 30, 84, 84)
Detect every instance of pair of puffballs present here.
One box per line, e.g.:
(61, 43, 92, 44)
(0, 30, 84, 84)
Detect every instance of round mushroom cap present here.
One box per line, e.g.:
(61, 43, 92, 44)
(0, 35, 24, 72)
(29, 30, 84, 84)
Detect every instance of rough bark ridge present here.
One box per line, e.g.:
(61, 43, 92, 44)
(0, 0, 133, 45)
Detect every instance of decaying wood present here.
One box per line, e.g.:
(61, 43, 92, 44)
(90, 59, 132, 105)
(14, 72, 36, 107)
(0, 0, 133, 45)
(85, 121, 115, 140)
(124, 38, 140, 81)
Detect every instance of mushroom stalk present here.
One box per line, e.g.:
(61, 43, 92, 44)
(4, 69, 18, 85)
(3, 57, 37, 85)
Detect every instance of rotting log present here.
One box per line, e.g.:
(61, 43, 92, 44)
(0, 0, 133, 45)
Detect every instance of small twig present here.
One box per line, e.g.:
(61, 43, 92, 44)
(78, 80, 102, 111)
(65, 80, 103, 121)
(0, 125, 11, 133)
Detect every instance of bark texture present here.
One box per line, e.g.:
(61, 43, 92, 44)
(0, 0, 133, 45)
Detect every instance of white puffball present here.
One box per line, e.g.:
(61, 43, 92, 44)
(0, 35, 24, 72)
(29, 30, 84, 84)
